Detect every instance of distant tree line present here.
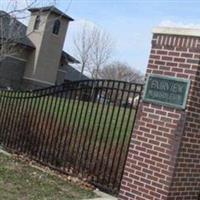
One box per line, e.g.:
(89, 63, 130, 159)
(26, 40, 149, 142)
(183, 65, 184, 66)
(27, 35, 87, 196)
(73, 24, 144, 83)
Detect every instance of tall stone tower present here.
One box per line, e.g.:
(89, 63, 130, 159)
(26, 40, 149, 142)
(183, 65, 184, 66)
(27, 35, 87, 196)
(23, 6, 73, 88)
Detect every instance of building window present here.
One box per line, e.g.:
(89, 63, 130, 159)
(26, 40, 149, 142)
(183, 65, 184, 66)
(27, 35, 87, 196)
(52, 19, 60, 35)
(34, 15, 40, 30)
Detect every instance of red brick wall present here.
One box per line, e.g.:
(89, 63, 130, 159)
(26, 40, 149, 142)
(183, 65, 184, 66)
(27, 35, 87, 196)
(119, 32, 200, 200)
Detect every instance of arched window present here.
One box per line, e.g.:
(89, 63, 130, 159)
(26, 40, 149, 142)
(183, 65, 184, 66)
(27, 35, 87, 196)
(52, 19, 60, 35)
(34, 15, 40, 30)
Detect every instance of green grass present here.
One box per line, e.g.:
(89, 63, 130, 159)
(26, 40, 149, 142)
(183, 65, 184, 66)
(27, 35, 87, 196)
(1, 93, 136, 141)
(1, 92, 135, 139)
(0, 152, 96, 200)
(0, 92, 136, 193)
(26, 96, 135, 141)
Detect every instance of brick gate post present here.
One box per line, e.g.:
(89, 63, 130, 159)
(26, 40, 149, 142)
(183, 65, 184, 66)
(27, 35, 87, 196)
(119, 27, 200, 200)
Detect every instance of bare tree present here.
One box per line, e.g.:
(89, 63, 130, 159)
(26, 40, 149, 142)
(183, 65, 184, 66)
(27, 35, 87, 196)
(0, 0, 39, 60)
(73, 25, 114, 78)
(73, 24, 93, 76)
(0, 0, 70, 61)
(89, 27, 114, 78)
(98, 61, 144, 83)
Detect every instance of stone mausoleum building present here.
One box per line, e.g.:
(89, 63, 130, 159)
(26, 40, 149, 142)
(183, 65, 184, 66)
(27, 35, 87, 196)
(0, 6, 81, 90)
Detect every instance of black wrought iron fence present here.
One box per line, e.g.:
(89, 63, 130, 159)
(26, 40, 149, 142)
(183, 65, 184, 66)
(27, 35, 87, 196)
(0, 79, 143, 194)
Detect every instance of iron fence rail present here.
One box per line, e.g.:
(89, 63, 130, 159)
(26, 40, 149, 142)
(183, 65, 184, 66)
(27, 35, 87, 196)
(0, 79, 143, 194)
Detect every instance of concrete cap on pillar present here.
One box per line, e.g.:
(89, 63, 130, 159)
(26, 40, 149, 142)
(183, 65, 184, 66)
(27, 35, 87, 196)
(153, 26, 200, 37)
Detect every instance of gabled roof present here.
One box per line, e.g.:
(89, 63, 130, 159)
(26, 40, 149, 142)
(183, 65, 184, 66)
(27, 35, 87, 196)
(0, 10, 35, 48)
(28, 6, 74, 21)
(65, 65, 89, 81)
(0, 10, 79, 63)
(62, 51, 80, 64)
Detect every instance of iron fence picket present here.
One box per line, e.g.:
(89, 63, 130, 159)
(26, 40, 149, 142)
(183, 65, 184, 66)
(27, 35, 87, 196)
(0, 90, 7, 143)
(35, 87, 52, 159)
(70, 80, 91, 172)
(2, 91, 12, 144)
(29, 89, 46, 158)
(78, 82, 100, 174)
(116, 84, 143, 191)
(0, 80, 143, 195)
(52, 89, 69, 166)
(4, 91, 16, 147)
(82, 80, 101, 172)
(17, 92, 32, 151)
(38, 87, 58, 161)
(21, 91, 36, 154)
(62, 83, 80, 171)
(66, 82, 86, 171)
(66, 84, 91, 171)
(43, 87, 61, 163)
(26, 89, 43, 156)
(27, 90, 45, 156)
(55, 87, 74, 167)
(7, 91, 21, 149)
(20, 92, 35, 152)
(96, 82, 128, 186)
(57, 86, 75, 167)
(105, 82, 129, 184)
(11, 92, 25, 150)
(111, 84, 136, 187)
(86, 80, 105, 174)
(48, 89, 65, 165)
(94, 81, 116, 181)
(89, 80, 110, 176)
(100, 81, 122, 184)
(0, 90, 8, 143)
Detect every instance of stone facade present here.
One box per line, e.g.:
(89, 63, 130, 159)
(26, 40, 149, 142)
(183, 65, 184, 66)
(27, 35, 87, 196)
(24, 10, 71, 85)
(119, 27, 200, 199)
(0, 6, 78, 90)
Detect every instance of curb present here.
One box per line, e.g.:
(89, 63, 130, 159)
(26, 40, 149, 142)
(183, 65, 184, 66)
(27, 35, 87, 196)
(0, 148, 11, 156)
(84, 190, 117, 200)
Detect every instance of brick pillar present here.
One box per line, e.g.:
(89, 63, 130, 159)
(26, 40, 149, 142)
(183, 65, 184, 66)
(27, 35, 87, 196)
(119, 27, 200, 200)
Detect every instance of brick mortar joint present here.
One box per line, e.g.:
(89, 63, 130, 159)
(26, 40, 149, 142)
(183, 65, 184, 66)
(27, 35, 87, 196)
(119, 27, 200, 200)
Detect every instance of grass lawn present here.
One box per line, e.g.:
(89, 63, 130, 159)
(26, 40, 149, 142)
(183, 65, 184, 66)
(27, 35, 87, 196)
(10, 96, 135, 141)
(0, 85, 138, 144)
(0, 90, 137, 193)
(45, 98, 134, 140)
(0, 152, 96, 200)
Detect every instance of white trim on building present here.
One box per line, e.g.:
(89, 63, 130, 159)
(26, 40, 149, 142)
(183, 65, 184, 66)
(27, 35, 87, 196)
(4, 55, 27, 62)
(23, 76, 55, 85)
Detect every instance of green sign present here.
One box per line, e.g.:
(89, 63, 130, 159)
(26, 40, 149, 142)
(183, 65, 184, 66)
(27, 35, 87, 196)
(143, 75, 190, 109)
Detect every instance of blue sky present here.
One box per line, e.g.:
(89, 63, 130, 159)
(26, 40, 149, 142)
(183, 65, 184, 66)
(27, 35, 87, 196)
(2, 0, 200, 73)
(56, 0, 200, 73)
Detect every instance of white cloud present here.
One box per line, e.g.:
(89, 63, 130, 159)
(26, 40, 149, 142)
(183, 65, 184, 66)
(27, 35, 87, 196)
(160, 20, 200, 29)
